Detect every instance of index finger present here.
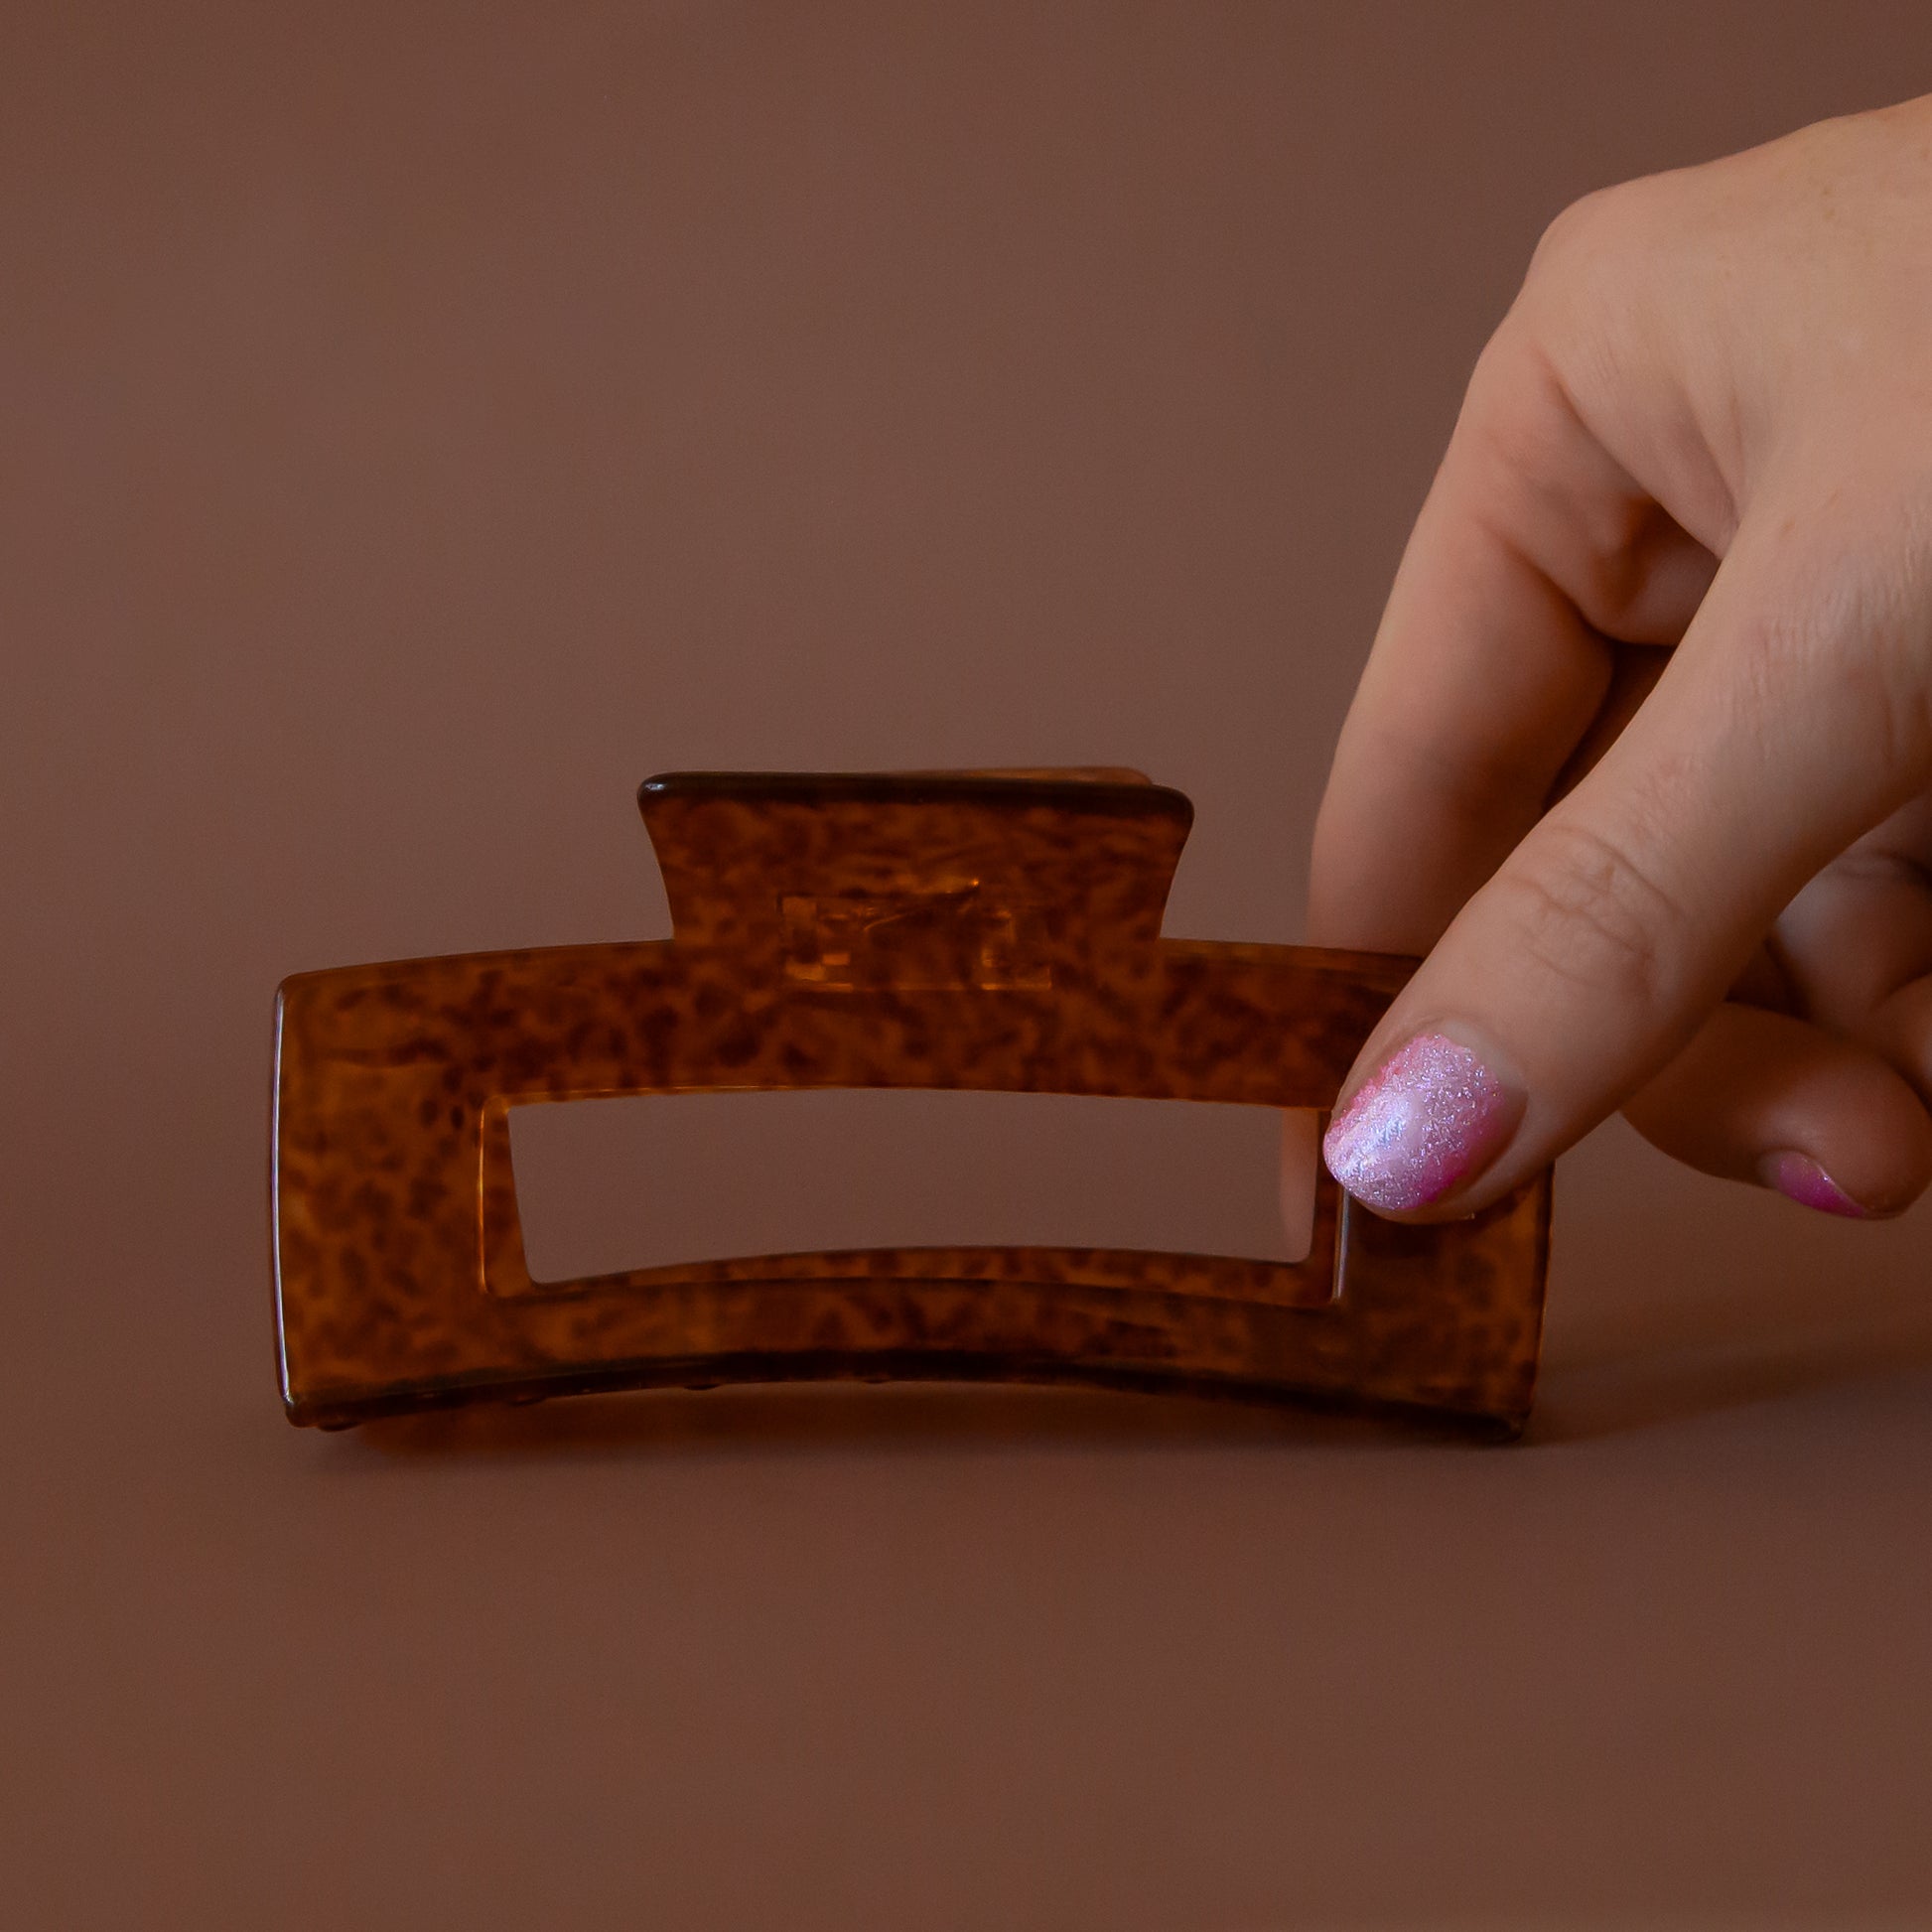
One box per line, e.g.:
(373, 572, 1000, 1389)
(1309, 323, 1714, 956)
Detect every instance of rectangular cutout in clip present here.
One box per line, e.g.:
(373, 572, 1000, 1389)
(507, 1090, 1320, 1284)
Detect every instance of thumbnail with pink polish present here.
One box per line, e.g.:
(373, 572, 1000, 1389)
(1322, 1032, 1516, 1212)
(1762, 1151, 1868, 1218)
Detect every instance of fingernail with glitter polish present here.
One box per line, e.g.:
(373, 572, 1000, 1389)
(1758, 1150, 1871, 1219)
(1321, 1031, 1523, 1213)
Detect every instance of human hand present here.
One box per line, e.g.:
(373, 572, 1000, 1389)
(1311, 95, 1932, 1223)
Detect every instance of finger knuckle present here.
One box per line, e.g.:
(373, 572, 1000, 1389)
(1732, 506, 1932, 783)
(1494, 816, 1689, 1014)
(1527, 182, 1642, 288)
(1863, 632, 1932, 785)
(1854, 495, 1932, 776)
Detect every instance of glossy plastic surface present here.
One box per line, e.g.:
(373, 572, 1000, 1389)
(272, 770, 1552, 1432)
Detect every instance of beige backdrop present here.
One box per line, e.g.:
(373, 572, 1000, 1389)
(6, 3, 1932, 1926)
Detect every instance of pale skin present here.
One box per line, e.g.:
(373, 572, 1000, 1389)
(1311, 93, 1932, 1223)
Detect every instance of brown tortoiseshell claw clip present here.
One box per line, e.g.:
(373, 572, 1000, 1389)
(272, 770, 1552, 1435)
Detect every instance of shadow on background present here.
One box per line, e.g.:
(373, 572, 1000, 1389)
(349, 1380, 1468, 1463)
(1533, 1118, 1932, 1442)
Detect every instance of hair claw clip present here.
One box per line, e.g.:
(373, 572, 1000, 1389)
(272, 770, 1552, 1435)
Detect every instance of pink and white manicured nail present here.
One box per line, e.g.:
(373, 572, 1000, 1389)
(1321, 1031, 1522, 1213)
(1758, 1150, 1871, 1219)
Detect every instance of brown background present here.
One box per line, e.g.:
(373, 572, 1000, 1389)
(5, 3, 1932, 1925)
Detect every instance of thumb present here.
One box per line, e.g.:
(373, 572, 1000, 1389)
(1321, 524, 1928, 1218)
